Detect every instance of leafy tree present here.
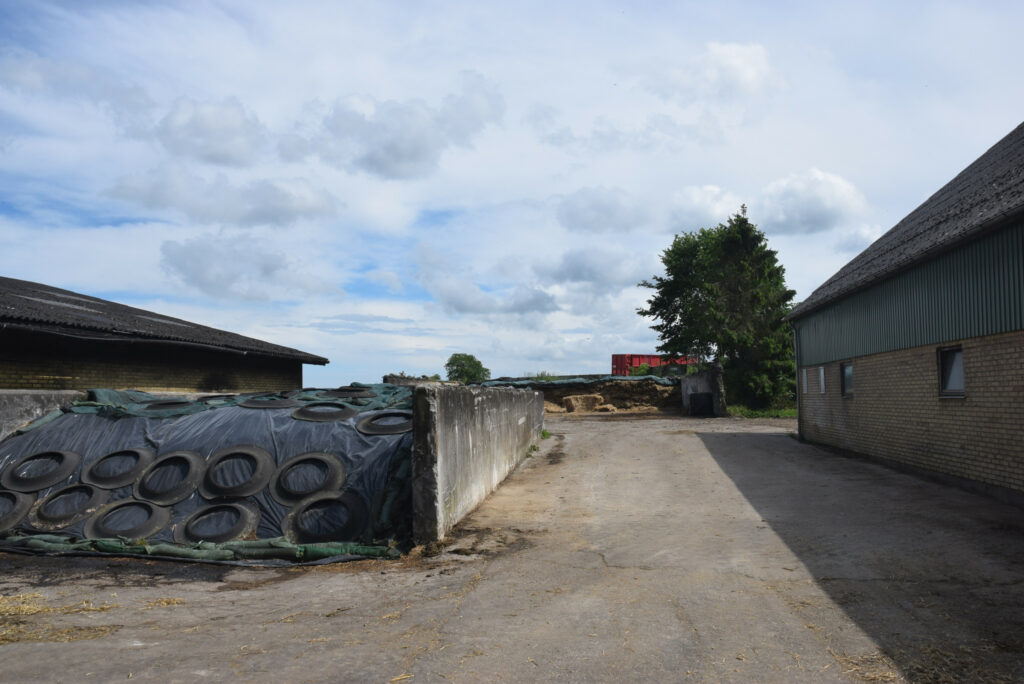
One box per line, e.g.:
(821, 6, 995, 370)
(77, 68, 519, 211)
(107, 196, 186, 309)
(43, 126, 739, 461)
(629, 363, 651, 377)
(638, 207, 795, 408)
(444, 353, 491, 384)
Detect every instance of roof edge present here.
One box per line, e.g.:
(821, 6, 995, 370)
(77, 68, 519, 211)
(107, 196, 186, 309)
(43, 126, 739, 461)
(786, 207, 1024, 322)
(0, 321, 330, 365)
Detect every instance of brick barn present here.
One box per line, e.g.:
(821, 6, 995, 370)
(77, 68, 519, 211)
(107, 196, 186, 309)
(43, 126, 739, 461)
(0, 276, 327, 392)
(787, 121, 1024, 502)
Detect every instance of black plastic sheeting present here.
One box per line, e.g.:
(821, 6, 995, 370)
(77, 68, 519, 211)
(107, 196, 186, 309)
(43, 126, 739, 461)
(0, 388, 415, 562)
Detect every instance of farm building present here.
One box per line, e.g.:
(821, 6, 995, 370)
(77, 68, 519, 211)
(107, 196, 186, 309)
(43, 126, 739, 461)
(0, 276, 327, 392)
(787, 121, 1024, 502)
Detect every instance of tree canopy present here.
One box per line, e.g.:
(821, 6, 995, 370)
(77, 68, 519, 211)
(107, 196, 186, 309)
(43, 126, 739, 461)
(444, 353, 491, 384)
(638, 208, 795, 408)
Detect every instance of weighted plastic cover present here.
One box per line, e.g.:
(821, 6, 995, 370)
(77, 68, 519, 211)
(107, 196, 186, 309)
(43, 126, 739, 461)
(0, 386, 415, 564)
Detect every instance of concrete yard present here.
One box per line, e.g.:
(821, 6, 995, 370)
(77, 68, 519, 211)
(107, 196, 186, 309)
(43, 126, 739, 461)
(1, 414, 1023, 682)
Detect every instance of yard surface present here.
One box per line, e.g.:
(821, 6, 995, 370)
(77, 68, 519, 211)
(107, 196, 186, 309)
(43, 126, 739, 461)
(2, 414, 1023, 682)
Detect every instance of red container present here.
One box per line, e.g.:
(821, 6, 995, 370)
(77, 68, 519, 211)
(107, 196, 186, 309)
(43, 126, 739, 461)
(611, 354, 694, 376)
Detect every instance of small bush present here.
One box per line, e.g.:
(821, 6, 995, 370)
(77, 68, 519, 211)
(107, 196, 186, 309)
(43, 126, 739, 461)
(629, 363, 651, 376)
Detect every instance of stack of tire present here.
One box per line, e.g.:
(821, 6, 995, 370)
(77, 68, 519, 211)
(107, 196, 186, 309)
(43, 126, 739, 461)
(0, 387, 414, 548)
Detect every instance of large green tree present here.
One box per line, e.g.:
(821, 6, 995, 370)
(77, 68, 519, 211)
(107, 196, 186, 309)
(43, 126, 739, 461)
(638, 208, 795, 408)
(444, 353, 491, 384)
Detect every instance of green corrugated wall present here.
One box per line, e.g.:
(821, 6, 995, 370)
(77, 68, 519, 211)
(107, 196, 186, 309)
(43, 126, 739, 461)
(793, 221, 1024, 366)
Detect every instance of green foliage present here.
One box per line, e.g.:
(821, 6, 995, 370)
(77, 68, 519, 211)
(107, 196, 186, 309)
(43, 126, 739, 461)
(638, 207, 796, 408)
(444, 353, 491, 384)
(728, 403, 798, 419)
(629, 363, 651, 376)
(390, 371, 441, 381)
(525, 370, 558, 381)
(541, 429, 551, 439)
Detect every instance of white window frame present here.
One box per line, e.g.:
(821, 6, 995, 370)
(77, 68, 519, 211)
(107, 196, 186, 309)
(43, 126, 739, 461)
(818, 366, 825, 394)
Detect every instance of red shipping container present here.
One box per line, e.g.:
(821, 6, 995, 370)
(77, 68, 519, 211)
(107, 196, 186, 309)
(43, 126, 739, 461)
(611, 354, 694, 376)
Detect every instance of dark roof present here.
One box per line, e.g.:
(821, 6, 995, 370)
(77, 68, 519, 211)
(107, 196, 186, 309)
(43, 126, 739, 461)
(0, 276, 328, 365)
(789, 120, 1024, 320)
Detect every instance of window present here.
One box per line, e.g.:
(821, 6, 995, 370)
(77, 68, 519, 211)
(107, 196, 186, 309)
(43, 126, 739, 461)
(801, 368, 807, 394)
(840, 362, 853, 397)
(818, 367, 825, 394)
(939, 346, 964, 396)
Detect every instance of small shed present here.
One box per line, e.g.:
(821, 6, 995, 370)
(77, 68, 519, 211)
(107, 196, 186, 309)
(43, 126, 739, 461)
(0, 276, 327, 392)
(787, 121, 1024, 502)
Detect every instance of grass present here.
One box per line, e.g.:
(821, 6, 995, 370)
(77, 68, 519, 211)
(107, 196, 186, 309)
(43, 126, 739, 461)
(728, 404, 798, 419)
(541, 429, 551, 439)
(525, 371, 559, 381)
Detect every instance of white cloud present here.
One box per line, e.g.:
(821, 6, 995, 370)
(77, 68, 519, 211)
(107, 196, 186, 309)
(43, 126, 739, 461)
(834, 224, 885, 253)
(670, 185, 745, 231)
(159, 233, 340, 301)
(757, 168, 867, 235)
(108, 165, 336, 226)
(281, 71, 504, 179)
(155, 97, 266, 166)
(556, 187, 649, 233)
(0, 47, 153, 130)
(535, 248, 652, 294)
(527, 106, 706, 153)
(654, 42, 782, 104)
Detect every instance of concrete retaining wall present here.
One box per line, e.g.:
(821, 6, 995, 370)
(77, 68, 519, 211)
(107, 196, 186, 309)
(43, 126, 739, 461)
(0, 390, 85, 440)
(412, 385, 544, 543)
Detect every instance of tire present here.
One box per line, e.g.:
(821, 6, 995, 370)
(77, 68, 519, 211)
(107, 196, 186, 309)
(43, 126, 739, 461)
(269, 452, 347, 506)
(282, 490, 369, 544)
(84, 499, 172, 540)
(355, 410, 413, 435)
(134, 451, 205, 506)
(81, 448, 156, 490)
(0, 490, 35, 534)
(139, 400, 194, 411)
(319, 389, 377, 399)
(290, 402, 357, 423)
(238, 397, 301, 409)
(28, 484, 110, 530)
(198, 445, 274, 499)
(173, 502, 259, 544)
(1, 450, 82, 493)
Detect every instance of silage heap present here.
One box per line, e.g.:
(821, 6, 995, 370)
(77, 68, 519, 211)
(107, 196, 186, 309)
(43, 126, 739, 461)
(0, 386, 415, 565)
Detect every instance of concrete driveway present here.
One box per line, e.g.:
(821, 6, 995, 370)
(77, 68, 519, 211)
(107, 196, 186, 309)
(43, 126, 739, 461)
(1, 415, 1023, 682)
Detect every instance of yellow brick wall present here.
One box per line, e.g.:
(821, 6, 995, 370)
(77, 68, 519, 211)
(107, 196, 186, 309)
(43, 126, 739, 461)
(798, 328, 1024, 493)
(0, 330, 304, 392)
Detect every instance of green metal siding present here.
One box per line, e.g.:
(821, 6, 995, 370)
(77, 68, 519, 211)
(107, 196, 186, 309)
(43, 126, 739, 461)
(793, 221, 1024, 366)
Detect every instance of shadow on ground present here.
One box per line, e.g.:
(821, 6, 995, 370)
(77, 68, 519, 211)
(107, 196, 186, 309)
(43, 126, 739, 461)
(699, 431, 1024, 683)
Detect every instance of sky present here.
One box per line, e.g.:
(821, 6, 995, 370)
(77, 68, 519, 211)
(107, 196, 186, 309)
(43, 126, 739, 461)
(2, 1, 1024, 385)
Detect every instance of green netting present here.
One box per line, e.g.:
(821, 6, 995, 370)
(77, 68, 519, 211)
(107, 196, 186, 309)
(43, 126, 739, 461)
(64, 384, 413, 421)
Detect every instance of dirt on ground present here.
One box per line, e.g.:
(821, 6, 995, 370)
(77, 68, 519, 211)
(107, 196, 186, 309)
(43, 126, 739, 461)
(1, 414, 1023, 683)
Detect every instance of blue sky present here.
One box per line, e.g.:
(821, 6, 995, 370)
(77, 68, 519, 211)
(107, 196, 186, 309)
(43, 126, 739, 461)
(2, 1, 1023, 385)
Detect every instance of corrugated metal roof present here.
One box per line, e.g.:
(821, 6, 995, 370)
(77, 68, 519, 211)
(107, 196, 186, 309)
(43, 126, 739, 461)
(789, 120, 1024, 320)
(0, 276, 328, 365)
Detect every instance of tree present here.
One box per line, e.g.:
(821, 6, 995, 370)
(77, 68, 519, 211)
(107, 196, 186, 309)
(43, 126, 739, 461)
(629, 363, 651, 377)
(444, 353, 491, 384)
(638, 207, 795, 408)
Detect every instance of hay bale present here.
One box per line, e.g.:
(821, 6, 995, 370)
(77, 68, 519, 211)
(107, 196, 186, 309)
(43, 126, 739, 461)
(544, 401, 567, 414)
(563, 394, 603, 413)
